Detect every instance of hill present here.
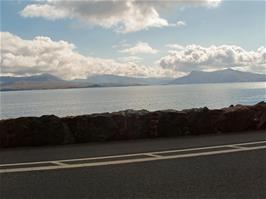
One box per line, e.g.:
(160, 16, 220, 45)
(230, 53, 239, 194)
(0, 74, 84, 91)
(171, 69, 265, 84)
(75, 74, 173, 86)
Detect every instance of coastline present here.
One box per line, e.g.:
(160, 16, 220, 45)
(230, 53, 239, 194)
(1, 81, 265, 92)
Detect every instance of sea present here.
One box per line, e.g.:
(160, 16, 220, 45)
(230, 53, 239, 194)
(0, 82, 265, 119)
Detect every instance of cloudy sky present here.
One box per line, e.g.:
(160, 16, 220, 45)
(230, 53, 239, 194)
(1, 0, 265, 80)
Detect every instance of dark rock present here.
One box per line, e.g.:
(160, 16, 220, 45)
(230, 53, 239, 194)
(156, 111, 188, 137)
(257, 111, 266, 129)
(63, 114, 117, 142)
(187, 108, 223, 134)
(0, 115, 71, 147)
(1, 103, 266, 148)
(216, 103, 266, 132)
(112, 110, 150, 140)
(256, 101, 266, 106)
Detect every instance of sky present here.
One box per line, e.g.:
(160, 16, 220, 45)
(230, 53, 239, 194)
(0, 0, 265, 80)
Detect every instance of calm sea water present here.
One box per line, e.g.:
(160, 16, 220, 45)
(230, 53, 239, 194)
(1, 82, 265, 119)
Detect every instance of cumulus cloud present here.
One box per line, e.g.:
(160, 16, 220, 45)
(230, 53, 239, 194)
(160, 44, 266, 73)
(119, 42, 158, 55)
(0, 32, 179, 79)
(118, 56, 143, 63)
(20, 0, 168, 33)
(20, 0, 221, 33)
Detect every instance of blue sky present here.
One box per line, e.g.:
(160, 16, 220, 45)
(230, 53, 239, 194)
(1, 0, 265, 79)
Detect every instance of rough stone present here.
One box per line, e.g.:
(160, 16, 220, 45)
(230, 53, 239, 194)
(1, 102, 265, 147)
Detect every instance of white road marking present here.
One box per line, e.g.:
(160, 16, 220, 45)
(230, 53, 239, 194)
(50, 161, 68, 166)
(4, 140, 266, 167)
(228, 145, 246, 149)
(144, 153, 162, 158)
(0, 140, 265, 174)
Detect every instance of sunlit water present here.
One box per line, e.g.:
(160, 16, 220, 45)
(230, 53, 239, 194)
(1, 82, 265, 119)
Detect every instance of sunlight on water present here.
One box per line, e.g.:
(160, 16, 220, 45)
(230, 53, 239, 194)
(1, 82, 265, 119)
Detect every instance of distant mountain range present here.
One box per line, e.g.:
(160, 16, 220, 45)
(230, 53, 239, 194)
(171, 69, 265, 84)
(75, 74, 173, 86)
(0, 74, 85, 91)
(0, 73, 173, 91)
(0, 69, 265, 91)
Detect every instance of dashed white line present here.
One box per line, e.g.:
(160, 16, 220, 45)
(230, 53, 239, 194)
(229, 145, 246, 149)
(50, 161, 68, 166)
(144, 153, 162, 158)
(0, 140, 265, 174)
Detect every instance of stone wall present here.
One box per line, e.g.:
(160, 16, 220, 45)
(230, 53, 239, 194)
(1, 102, 265, 147)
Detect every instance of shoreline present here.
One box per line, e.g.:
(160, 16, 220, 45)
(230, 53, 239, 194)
(1, 81, 265, 92)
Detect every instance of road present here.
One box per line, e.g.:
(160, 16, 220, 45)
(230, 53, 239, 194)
(0, 131, 265, 199)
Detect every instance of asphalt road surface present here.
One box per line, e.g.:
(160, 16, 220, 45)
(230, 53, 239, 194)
(0, 131, 265, 199)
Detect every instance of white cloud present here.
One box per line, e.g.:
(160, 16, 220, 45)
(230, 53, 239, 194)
(20, 4, 68, 20)
(159, 44, 266, 73)
(118, 56, 143, 63)
(119, 42, 158, 55)
(176, 21, 186, 27)
(206, 0, 222, 7)
(0, 32, 179, 79)
(112, 40, 130, 49)
(20, 0, 168, 33)
(20, 0, 221, 33)
(165, 44, 184, 50)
